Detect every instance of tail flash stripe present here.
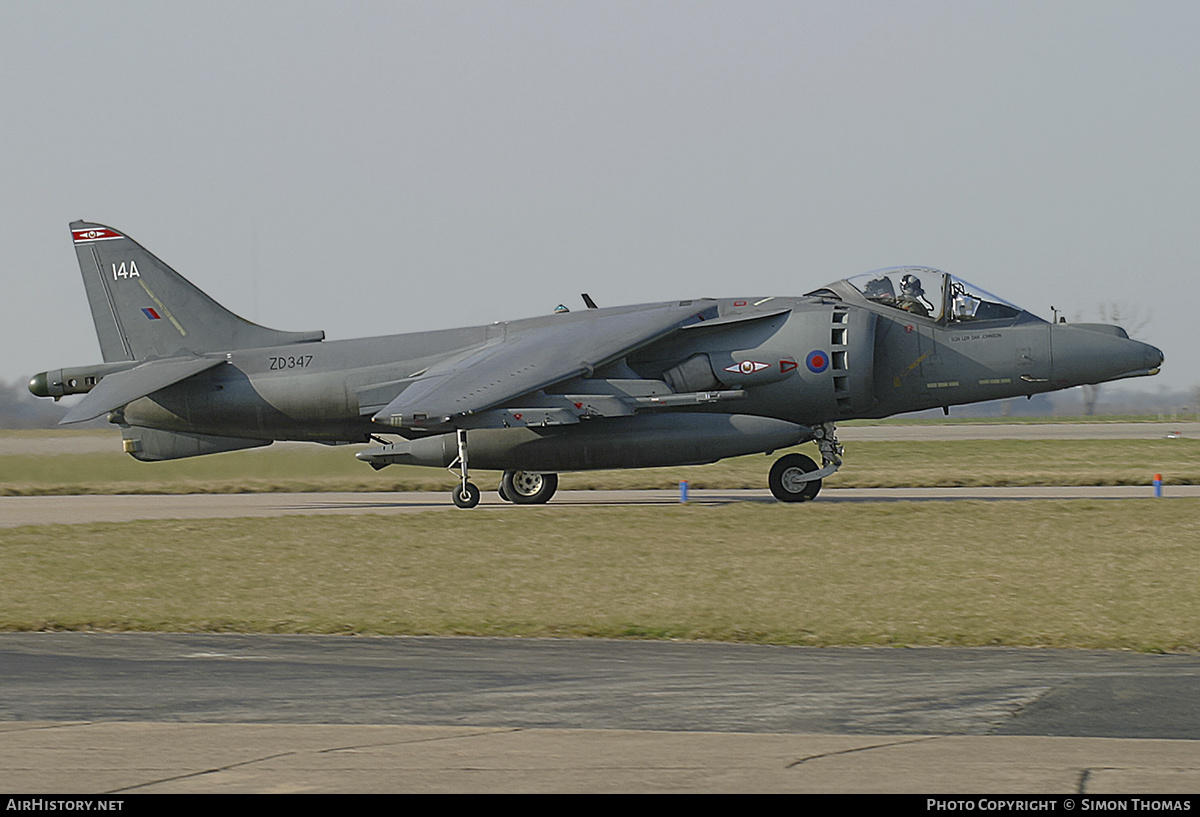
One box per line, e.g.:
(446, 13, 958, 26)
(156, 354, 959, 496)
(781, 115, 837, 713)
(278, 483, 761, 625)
(72, 228, 123, 243)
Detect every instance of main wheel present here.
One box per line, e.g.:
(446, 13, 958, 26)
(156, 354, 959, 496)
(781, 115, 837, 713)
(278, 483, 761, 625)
(768, 453, 821, 502)
(501, 470, 559, 504)
(451, 481, 481, 508)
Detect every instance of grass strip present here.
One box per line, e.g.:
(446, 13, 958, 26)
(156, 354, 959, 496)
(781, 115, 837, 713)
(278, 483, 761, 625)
(3, 500, 1198, 651)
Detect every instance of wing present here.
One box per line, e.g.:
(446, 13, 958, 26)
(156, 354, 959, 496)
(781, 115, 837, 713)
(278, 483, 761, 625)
(372, 301, 716, 429)
(60, 355, 225, 424)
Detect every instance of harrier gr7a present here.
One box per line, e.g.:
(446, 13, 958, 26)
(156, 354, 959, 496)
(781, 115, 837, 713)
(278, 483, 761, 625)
(30, 222, 1164, 507)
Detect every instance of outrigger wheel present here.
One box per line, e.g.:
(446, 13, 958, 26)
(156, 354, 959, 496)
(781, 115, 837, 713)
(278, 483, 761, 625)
(452, 481, 481, 508)
(768, 453, 822, 502)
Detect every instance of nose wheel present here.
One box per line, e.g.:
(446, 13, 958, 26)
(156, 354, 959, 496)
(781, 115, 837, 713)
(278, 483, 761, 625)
(768, 453, 822, 502)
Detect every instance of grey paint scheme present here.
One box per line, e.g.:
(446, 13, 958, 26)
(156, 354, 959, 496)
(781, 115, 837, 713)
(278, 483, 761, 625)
(31, 222, 1164, 500)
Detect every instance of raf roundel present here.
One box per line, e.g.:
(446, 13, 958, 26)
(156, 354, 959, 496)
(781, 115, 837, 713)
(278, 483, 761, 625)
(806, 350, 829, 374)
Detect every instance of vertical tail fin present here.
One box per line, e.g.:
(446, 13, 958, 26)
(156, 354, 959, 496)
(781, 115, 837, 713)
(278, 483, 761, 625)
(70, 221, 324, 362)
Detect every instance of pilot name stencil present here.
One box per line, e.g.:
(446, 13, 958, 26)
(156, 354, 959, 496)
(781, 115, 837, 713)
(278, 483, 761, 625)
(949, 332, 1004, 342)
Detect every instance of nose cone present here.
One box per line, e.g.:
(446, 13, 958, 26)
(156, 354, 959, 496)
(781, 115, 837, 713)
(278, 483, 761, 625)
(1143, 343, 1165, 373)
(1052, 324, 1163, 386)
(29, 372, 50, 397)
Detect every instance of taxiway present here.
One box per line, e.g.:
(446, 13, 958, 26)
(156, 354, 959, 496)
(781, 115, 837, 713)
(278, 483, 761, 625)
(2, 634, 1199, 793)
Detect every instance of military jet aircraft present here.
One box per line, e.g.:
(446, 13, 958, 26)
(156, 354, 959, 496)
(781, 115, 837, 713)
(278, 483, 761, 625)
(30, 221, 1164, 507)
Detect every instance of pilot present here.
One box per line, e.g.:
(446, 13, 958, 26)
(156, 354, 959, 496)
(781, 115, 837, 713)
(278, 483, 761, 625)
(896, 273, 931, 317)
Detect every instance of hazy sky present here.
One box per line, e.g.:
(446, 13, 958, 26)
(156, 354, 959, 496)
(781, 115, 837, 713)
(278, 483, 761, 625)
(3, 1, 1197, 397)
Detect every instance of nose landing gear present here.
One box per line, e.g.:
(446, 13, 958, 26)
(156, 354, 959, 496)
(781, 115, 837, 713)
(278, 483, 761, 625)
(769, 453, 822, 502)
(768, 422, 843, 503)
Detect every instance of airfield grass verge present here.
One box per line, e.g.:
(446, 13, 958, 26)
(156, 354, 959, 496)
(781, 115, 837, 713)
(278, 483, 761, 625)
(3, 501, 1199, 651)
(2, 438, 1199, 495)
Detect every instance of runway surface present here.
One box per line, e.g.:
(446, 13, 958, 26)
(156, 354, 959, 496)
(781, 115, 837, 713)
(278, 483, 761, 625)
(4, 485, 1197, 528)
(7, 634, 1200, 737)
(2, 634, 1199, 793)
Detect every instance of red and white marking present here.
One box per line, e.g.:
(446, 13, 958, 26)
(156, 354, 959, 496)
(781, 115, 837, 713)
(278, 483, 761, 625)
(724, 360, 770, 375)
(72, 228, 123, 244)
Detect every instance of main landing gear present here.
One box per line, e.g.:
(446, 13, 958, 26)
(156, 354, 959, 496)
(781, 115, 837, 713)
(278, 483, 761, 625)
(499, 470, 559, 504)
(448, 430, 560, 509)
(448, 423, 842, 507)
(768, 422, 844, 503)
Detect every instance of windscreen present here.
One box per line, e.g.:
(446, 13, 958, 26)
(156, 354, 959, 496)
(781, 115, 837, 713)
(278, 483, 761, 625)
(846, 268, 1029, 324)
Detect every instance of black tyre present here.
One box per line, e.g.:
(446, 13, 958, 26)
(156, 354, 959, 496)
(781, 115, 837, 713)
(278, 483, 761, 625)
(768, 453, 821, 502)
(501, 470, 559, 504)
(451, 481, 481, 508)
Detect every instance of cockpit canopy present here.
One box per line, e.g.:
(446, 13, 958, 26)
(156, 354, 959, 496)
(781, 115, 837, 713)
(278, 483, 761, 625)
(839, 267, 1037, 325)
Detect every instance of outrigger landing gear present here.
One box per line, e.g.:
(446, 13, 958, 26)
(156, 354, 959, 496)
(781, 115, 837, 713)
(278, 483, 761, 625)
(449, 429, 481, 508)
(768, 422, 844, 503)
